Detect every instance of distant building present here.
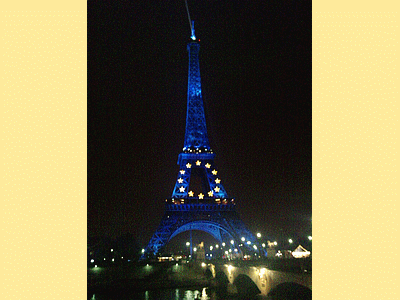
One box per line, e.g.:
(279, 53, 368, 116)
(196, 242, 205, 261)
(291, 245, 311, 258)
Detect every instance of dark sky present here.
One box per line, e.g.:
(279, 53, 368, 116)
(88, 0, 311, 247)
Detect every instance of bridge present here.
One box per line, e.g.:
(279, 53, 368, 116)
(205, 259, 312, 298)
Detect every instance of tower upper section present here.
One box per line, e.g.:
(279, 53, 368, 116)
(183, 42, 211, 152)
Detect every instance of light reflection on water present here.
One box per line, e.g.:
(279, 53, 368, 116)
(90, 287, 214, 300)
(90, 287, 270, 300)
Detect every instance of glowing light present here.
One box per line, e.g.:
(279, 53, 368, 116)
(90, 259, 94, 263)
(230, 240, 234, 245)
(193, 247, 197, 252)
(215, 244, 219, 249)
(229, 249, 232, 253)
(94, 265, 97, 268)
(234, 248, 238, 252)
(111, 249, 113, 252)
(210, 246, 213, 250)
(180, 170, 185, 174)
(215, 178, 221, 184)
(259, 268, 266, 278)
(142, 249, 145, 253)
(308, 236, 312, 241)
(247, 241, 251, 245)
(256, 233, 262, 238)
(274, 241, 278, 245)
(253, 245, 257, 250)
(289, 239, 293, 244)
(198, 193, 204, 199)
(205, 163, 211, 168)
(178, 178, 184, 183)
(195, 160, 201, 166)
(227, 265, 233, 273)
(212, 169, 217, 175)
(112, 258, 115, 262)
(186, 242, 190, 246)
(241, 237, 246, 242)
(186, 163, 192, 168)
(214, 186, 220, 192)
(222, 242, 226, 247)
(224, 251, 228, 255)
(201, 262, 206, 267)
(179, 186, 185, 192)
(188, 191, 194, 197)
(208, 190, 214, 197)
(262, 243, 266, 248)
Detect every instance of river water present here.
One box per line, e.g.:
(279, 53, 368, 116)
(89, 287, 268, 300)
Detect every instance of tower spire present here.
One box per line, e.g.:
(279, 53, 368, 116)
(183, 41, 210, 151)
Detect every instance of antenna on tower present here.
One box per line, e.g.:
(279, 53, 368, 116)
(184, 0, 196, 40)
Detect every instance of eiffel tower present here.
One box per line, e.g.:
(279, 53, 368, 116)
(142, 23, 266, 259)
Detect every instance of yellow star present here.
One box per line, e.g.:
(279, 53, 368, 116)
(178, 178, 183, 183)
(186, 163, 192, 168)
(208, 190, 214, 197)
(212, 169, 218, 175)
(214, 186, 220, 192)
(215, 178, 221, 184)
(205, 163, 211, 168)
(198, 193, 204, 199)
(180, 170, 185, 174)
(195, 160, 201, 166)
(179, 186, 185, 192)
(188, 191, 194, 197)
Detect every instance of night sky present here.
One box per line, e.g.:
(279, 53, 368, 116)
(88, 1, 311, 248)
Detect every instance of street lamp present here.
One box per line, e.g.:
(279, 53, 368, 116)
(193, 247, 197, 252)
(222, 242, 226, 247)
(262, 243, 266, 248)
(241, 237, 245, 242)
(230, 240, 234, 245)
(186, 242, 190, 247)
(141, 249, 145, 253)
(288, 239, 293, 244)
(256, 233, 262, 238)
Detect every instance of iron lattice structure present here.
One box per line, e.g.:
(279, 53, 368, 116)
(142, 37, 266, 259)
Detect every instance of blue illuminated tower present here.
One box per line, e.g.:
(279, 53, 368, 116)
(142, 25, 265, 259)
